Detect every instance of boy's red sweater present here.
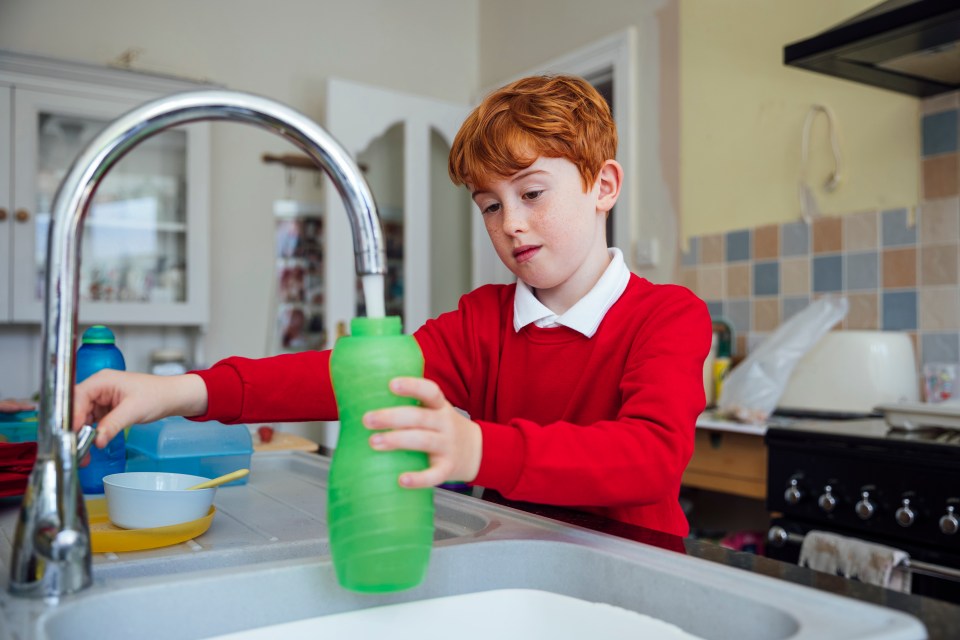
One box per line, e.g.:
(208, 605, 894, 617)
(193, 275, 712, 537)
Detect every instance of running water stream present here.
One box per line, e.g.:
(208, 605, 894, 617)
(361, 273, 386, 319)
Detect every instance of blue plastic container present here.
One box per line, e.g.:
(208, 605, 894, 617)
(0, 410, 37, 443)
(126, 416, 253, 485)
(76, 325, 127, 494)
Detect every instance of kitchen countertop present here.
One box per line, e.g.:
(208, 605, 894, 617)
(697, 411, 768, 435)
(1, 449, 954, 638)
(477, 489, 960, 640)
(309, 444, 959, 638)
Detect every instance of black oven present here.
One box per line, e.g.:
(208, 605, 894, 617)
(764, 419, 960, 604)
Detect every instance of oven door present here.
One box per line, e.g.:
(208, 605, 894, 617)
(767, 517, 960, 604)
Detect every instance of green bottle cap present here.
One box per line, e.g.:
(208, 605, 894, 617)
(350, 316, 401, 337)
(81, 325, 117, 345)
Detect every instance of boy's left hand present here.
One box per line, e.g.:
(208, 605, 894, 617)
(362, 377, 482, 489)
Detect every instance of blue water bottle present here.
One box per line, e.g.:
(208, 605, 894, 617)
(76, 325, 127, 494)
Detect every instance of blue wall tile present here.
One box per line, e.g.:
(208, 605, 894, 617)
(705, 300, 723, 319)
(681, 237, 699, 267)
(844, 251, 879, 290)
(812, 255, 843, 292)
(725, 230, 751, 262)
(753, 261, 780, 296)
(782, 296, 809, 321)
(882, 290, 917, 330)
(881, 208, 917, 247)
(781, 221, 809, 257)
(922, 110, 959, 157)
(724, 299, 751, 335)
(921, 332, 960, 366)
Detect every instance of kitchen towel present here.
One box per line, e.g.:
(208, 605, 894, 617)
(798, 530, 911, 593)
(0, 441, 37, 498)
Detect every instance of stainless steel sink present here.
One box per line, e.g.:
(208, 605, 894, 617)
(0, 452, 927, 640)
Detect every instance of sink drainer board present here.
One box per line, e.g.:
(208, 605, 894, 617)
(0, 452, 490, 582)
(35, 538, 923, 640)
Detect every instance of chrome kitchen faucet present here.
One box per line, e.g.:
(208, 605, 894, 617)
(9, 91, 386, 599)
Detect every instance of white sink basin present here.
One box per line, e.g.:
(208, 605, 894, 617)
(206, 589, 702, 640)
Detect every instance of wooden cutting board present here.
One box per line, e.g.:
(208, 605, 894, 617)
(253, 431, 319, 453)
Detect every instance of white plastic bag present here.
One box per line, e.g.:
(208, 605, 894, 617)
(717, 295, 849, 424)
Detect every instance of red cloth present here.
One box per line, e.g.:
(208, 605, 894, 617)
(192, 275, 711, 536)
(0, 441, 38, 498)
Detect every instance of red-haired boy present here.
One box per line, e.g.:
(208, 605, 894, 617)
(75, 75, 711, 536)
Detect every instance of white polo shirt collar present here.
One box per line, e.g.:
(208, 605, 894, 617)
(513, 247, 630, 338)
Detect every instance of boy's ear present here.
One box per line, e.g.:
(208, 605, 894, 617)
(595, 159, 623, 213)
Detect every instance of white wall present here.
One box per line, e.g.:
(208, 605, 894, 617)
(478, 0, 681, 285)
(0, 0, 479, 378)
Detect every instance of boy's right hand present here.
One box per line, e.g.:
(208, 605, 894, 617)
(72, 371, 208, 449)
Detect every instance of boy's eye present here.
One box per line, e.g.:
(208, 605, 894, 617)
(481, 202, 501, 215)
(522, 190, 544, 201)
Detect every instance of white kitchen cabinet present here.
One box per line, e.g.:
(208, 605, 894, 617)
(0, 83, 11, 323)
(0, 50, 211, 325)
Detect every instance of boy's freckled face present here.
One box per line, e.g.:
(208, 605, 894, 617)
(470, 157, 608, 296)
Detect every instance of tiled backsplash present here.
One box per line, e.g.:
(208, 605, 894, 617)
(678, 96, 960, 368)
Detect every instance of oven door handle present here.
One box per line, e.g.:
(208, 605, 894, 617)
(767, 525, 960, 583)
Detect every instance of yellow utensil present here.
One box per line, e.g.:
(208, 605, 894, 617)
(186, 468, 249, 490)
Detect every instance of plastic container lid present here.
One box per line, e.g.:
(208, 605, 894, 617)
(82, 325, 117, 344)
(127, 416, 252, 458)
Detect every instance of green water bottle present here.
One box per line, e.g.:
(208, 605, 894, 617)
(328, 316, 434, 592)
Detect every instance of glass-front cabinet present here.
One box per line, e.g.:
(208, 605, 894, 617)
(0, 52, 211, 325)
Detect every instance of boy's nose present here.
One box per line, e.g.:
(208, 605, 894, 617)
(501, 204, 528, 235)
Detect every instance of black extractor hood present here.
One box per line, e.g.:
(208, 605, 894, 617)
(785, 0, 960, 97)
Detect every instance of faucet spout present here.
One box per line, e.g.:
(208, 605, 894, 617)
(9, 90, 386, 598)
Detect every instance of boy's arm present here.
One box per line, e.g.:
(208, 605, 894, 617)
(191, 350, 339, 423)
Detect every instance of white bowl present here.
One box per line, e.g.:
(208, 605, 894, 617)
(102, 471, 216, 529)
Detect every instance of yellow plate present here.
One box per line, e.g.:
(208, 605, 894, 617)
(86, 499, 215, 553)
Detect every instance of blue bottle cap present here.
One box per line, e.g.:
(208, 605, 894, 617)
(82, 325, 116, 345)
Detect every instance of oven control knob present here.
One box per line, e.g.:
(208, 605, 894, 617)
(784, 478, 803, 505)
(940, 506, 959, 536)
(818, 485, 837, 513)
(855, 491, 876, 520)
(895, 498, 916, 528)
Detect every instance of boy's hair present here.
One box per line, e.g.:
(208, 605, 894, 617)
(448, 74, 617, 193)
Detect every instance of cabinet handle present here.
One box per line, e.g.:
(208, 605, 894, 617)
(14, 209, 30, 223)
(0, 208, 7, 222)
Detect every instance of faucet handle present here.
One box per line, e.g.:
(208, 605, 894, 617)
(76, 424, 96, 460)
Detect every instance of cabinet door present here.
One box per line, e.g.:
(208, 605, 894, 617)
(11, 88, 210, 325)
(0, 85, 11, 322)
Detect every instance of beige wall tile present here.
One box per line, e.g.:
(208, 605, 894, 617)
(845, 292, 879, 330)
(781, 258, 810, 296)
(922, 93, 960, 115)
(920, 244, 959, 285)
(698, 265, 724, 300)
(923, 154, 960, 200)
(920, 287, 960, 331)
(919, 198, 960, 245)
(753, 224, 779, 260)
(678, 268, 698, 295)
(882, 247, 917, 288)
(726, 263, 751, 298)
(843, 210, 879, 251)
(753, 298, 780, 332)
(813, 216, 843, 253)
(701, 234, 723, 264)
